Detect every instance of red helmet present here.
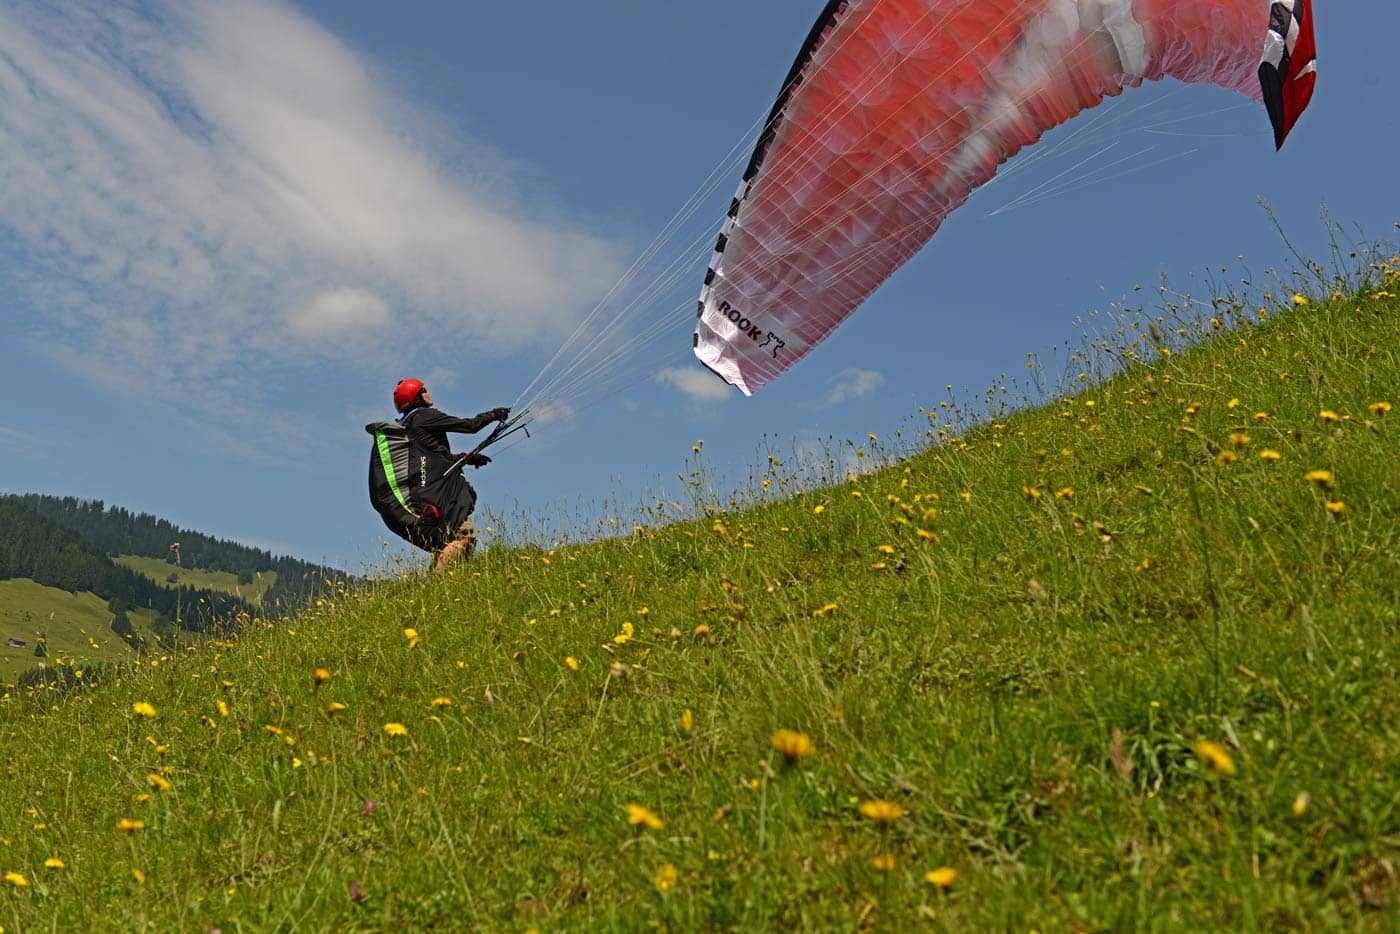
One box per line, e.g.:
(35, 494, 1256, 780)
(393, 378, 425, 412)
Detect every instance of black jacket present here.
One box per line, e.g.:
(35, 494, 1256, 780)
(397, 405, 499, 540)
(400, 406, 499, 457)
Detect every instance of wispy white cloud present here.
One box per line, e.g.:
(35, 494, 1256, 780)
(289, 288, 391, 339)
(0, 0, 620, 434)
(822, 367, 885, 404)
(657, 366, 733, 402)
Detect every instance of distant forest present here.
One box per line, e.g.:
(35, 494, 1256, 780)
(0, 495, 346, 631)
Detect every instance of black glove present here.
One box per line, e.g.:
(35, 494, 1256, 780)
(488, 407, 510, 423)
(464, 452, 491, 468)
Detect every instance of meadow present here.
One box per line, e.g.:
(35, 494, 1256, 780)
(1, 245, 1397, 931)
(112, 556, 278, 607)
(0, 581, 161, 683)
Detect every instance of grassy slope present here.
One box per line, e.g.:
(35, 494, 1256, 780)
(0, 581, 162, 683)
(112, 555, 278, 606)
(0, 555, 273, 683)
(1, 279, 1397, 931)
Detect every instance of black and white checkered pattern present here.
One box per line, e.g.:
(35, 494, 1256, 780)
(1259, 0, 1315, 149)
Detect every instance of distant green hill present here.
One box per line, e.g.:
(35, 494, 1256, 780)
(112, 555, 278, 606)
(0, 579, 163, 682)
(0, 497, 251, 632)
(0, 496, 347, 684)
(2, 494, 342, 612)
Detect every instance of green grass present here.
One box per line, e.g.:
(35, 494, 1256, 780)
(0, 581, 163, 683)
(1, 255, 1398, 930)
(112, 555, 278, 606)
(0, 555, 266, 683)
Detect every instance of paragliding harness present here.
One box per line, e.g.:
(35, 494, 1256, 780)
(365, 409, 528, 551)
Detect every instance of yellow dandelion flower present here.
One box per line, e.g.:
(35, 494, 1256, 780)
(613, 621, 634, 645)
(117, 818, 145, 832)
(1022, 486, 1041, 500)
(1325, 500, 1345, 514)
(430, 697, 452, 708)
(1305, 469, 1334, 489)
(870, 561, 887, 571)
(625, 803, 664, 830)
(1259, 449, 1282, 461)
(769, 729, 816, 760)
(693, 623, 711, 637)
(1229, 431, 1250, 446)
(859, 800, 906, 823)
(1215, 450, 1238, 466)
(326, 702, 347, 713)
(383, 722, 409, 737)
(565, 656, 579, 671)
(1319, 409, 1341, 422)
(876, 544, 895, 554)
(131, 868, 146, 885)
(1369, 401, 1392, 415)
(131, 701, 157, 718)
(44, 858, 64, 870)
(4, 871, 27, 887)
(146, 773, 173, 793)
(654, 862, 678, 891)
(313, 667, 330, 684)
(1227, 398, 1241, 409)
(1292, 293, 1308, 306)
(681, 708, 693, 733)
(872, 854, 896, 872)
(1194, 739, 1237, 776)
(813, 505, 825, 515)
(1291, 792, 1310, 817)
(403, 628, 419, 649)
(925, 866, 959, 888)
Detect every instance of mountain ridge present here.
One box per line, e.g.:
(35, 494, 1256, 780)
(0, 494, 347, 682)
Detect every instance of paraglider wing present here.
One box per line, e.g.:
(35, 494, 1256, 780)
(693, 0, 1318, 395)
(1259, 0, 1318, 150)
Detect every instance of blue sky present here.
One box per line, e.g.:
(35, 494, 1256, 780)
(0, 0, 1395, 572)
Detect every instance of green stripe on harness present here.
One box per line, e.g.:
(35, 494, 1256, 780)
(375, 429, 415, 517)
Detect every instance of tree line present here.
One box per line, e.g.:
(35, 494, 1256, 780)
(0, 498, 249, 632)
(0, 494, 347, 613)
